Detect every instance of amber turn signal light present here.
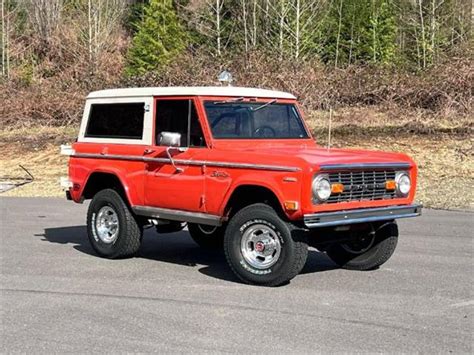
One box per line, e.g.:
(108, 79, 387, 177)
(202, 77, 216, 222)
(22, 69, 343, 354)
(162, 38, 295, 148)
(331, 183, 344, 194)
(284, 201, 299, 211)
(385, 180, 396, 190)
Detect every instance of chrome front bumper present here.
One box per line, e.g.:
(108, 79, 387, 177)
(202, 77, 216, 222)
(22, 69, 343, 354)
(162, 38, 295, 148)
(303, 204, 422, 228)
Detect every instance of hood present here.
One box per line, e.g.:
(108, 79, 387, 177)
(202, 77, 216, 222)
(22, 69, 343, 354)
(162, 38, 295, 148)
(288, 146, 412, 168)
(217, 142, 413, 169)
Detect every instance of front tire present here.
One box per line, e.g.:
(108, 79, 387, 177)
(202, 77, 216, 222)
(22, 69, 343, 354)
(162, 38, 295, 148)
(87, 189, 142, 259)
(224, 203, 308, 286)
(325, 221, 398, 270)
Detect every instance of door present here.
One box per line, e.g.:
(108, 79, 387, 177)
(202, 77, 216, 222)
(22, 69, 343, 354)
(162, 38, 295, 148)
(144, 98, 208, 212)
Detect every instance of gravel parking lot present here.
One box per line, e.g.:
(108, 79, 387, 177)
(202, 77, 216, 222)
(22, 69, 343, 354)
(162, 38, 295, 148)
(1, 197, 472, 352)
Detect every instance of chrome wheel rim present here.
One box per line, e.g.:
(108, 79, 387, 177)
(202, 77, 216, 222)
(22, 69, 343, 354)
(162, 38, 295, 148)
(198, 224, 217, 235)
(240, 224, 281, 270)
(95, 206, 119, 244)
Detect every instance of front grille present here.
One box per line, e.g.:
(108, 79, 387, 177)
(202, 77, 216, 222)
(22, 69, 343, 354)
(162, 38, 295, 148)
(326, 170, 397, 203)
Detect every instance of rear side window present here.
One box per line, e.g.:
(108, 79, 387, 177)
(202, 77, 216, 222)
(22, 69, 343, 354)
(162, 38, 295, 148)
(85, 103, 145, 139)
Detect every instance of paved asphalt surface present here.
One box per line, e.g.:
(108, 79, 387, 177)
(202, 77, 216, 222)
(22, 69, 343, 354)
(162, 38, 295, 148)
(0, 197, 472, 353)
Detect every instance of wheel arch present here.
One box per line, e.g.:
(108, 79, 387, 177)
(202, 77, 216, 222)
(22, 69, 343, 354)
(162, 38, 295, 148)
(221, 183, 287, 220)
(81, 170, 132, 205)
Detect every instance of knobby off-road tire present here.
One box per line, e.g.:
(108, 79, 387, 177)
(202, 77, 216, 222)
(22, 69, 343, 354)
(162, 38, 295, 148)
(188, 223, 225, 249)
(87, 189, 142, 259)
(326, 221, 398, 270)
(224, 203, 308, 286)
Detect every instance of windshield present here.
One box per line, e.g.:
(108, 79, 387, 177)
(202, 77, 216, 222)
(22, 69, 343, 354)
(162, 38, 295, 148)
(204, 101, 309, 139)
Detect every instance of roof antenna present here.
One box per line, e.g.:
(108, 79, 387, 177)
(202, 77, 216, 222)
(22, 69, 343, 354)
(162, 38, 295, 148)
(327, 107, 333, 151)
(218, 70, 233, 87)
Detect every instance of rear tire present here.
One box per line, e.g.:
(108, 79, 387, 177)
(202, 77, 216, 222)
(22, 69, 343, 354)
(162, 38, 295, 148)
(224, 203, 308, 286)
(326, 222, 398, 270)
(188, 223, 224, 249)
(87, 189, 142, 259)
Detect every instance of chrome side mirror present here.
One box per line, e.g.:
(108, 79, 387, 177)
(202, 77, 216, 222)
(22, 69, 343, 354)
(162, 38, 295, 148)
(158, 132, 186, 173)
(158, 131, 181, 147)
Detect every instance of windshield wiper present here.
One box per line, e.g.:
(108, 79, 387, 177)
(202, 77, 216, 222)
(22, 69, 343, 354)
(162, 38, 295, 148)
(250, 99, 277, 111)
(213, 97, 244, 105)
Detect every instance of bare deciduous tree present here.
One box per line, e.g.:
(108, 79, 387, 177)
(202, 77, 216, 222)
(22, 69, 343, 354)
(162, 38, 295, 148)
(87, 0, 126, 66)
(193, 0, 228, 57)
(279, 0, 326, 60)
(1, 0, 5, 77)
(67, 0, 127, 72)
(25, 0, 62, 53)
(1, 0, 18, 78)
(240, 0, 248, 53)
(334, 0, 343, 67)
(213, 0, 225, 56)
(254, 0, 326, 60)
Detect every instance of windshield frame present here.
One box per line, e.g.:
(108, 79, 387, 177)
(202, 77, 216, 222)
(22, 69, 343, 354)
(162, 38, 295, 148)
(201, 98, 312, 141)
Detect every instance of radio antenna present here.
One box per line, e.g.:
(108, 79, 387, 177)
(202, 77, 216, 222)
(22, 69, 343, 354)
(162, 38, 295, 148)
(327, 107, 332, 151)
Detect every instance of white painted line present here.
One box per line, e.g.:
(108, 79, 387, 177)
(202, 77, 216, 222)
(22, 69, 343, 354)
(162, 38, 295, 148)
(449, 300, 474, 308)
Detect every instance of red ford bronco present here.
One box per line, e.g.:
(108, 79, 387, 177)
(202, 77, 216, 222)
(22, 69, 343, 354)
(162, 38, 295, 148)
(61, 86, 421, 286)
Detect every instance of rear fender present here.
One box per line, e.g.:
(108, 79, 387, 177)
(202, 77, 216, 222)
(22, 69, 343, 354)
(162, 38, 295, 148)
(78, 168, 138, 206)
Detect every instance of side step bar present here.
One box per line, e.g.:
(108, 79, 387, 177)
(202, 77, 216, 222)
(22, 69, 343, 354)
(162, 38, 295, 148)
(132, 206, 223, 226)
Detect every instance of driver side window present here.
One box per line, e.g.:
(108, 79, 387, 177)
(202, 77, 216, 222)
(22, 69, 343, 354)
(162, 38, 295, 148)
(155, 99, 206, 147)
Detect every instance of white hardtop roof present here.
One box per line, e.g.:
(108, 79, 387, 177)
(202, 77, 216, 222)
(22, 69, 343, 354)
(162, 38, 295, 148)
(87, 86, 296, 100)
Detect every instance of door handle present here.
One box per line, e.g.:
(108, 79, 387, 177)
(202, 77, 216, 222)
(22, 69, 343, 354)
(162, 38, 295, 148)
(144, 148, 155, 155)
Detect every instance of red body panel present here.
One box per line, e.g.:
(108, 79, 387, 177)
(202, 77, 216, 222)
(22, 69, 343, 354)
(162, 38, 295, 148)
(68, 95, 417, 221)
(69, 143, 146, 205)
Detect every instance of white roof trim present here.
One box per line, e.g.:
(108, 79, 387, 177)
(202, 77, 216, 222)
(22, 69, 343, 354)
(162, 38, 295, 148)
(87, 86, 296, 99)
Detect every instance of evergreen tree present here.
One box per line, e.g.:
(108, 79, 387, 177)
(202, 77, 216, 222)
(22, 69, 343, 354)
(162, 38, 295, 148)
(126, 0, 188, 76)
(368, 0, 397, 63)
(321, 0, 397, 66)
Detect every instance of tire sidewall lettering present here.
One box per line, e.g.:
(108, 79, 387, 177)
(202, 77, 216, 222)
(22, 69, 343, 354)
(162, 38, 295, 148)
(239, 259, 272, 275)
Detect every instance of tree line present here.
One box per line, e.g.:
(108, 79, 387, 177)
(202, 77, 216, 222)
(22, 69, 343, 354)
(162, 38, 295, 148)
(1, 0, 472, 82)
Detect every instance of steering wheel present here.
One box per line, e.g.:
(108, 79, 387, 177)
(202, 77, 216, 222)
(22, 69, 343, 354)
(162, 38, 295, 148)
(254, 126, 276, 138)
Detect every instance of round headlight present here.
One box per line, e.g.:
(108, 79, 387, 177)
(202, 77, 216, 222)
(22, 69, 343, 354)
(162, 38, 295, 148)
(396, 172, 411, 196)
(312, 175, 331, 202)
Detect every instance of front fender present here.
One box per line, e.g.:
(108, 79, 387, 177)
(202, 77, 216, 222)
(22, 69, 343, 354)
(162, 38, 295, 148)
(218, 170, 303, 219)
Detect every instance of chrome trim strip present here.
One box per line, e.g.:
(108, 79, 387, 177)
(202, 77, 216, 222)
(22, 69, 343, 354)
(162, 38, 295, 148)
(73, 153, 144, 162)
(133, 206, 223, 226)
(143, 156, 170, 164)
(319, 163, 411, 171)
(199, 161, 300, 172)
(303, 204, 422, 228)
(71, 153, 300, 172)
